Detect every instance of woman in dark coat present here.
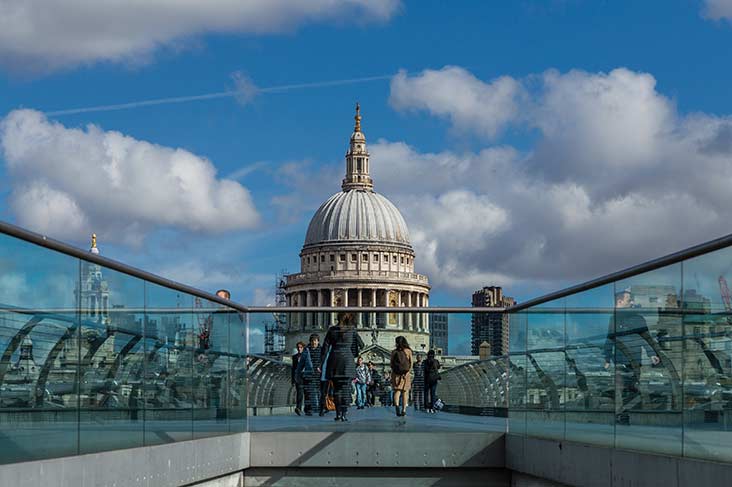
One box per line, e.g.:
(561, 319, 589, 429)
(323, 312, 364, 421)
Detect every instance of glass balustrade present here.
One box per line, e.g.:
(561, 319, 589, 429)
(3, 222, 732, 465)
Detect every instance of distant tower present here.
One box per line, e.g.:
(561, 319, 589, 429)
(429, 313, 449, 354)
(76, 234, 110, 326)
(14, 336, 39, 383)
(471, 286, 514, 356)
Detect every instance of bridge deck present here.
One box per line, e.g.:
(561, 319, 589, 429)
(249, 406, 506, 432)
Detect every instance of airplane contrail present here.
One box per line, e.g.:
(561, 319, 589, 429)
(44, 74, 395, 116)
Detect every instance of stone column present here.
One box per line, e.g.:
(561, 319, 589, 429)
(306, 290, 313, 329)
(316, 289, 323, 328)
(418, 292, 424, 331)
(407, 292, 413, 330)
(344, 288, 349, 308)
(371, 289, 377, 327)
(357, 289, 363, 327)
(424, 294, 429, 334)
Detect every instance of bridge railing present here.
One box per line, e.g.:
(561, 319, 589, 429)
(506, 233, 732, 464)
(4, 217, 732, 466)
(0, 222, 249, 464)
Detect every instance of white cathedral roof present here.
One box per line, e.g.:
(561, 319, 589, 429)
(303, 104, 412, 249)
(304, 189, 411, 247)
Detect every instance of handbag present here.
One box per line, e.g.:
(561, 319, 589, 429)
(325, 380, 336, 411)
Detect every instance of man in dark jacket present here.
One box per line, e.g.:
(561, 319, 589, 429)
(291, 342, 306, 416)
(367, 362, 380, 406)
(424, 350, 441, 413)
(323, 313, 364, 421)
(603, 289, 660, 423)
(303, 333, 322, 416)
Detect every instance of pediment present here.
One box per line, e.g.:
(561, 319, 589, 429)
(359, 344, 392, 363)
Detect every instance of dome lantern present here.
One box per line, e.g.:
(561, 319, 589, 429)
(342, 103, 374, 192)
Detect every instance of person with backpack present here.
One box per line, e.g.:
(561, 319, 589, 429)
(389, 336, 413, 417)
(424, 349, 442, 413)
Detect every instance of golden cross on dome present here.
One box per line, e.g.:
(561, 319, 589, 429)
(354, 102, 362, 132)
(91, 233, 97, 249)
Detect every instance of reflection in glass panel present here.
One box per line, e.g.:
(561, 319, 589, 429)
(564, 284, 615, 446)
(683, 249, 732, 462)
(525, 300, 566, 441)
(508, 311, 527, 435)
(0, 235, 79, 464)
(144, 285, 193, 445)
(229, 310, 247, 433)
(614, 265, 682, 455)
(78, 265, 145, 454)
(193, 298, 233, 439)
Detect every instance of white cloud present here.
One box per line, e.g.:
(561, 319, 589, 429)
(703, 0, 732, 20)
(0, 0, 401, 73)
(372, 66, 732, 292)
(1, 109, 260, 245)
(252, 288, 275, 307)
(390, 66, 523, 139)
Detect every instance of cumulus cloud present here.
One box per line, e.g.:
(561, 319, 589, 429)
(390, 67, 524, 139)
(703, 0, 732, 20)
(0, 109, 259, 245)
(375, 66, 732, 292)
(0, 0, 401, 73)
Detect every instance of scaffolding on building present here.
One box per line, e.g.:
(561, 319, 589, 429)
(264, 270, 287, 358)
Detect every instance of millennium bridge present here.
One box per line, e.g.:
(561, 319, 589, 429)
(1, 220, 732, 486)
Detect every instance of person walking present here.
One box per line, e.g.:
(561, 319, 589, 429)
(366, 362, 380, 406)
(354, 356, 371, 409)
(382, 373, 393, 407)
(295, 333, 322, 416)
(323, 313, 364, 421)
(390, 336, 413, 417)
(412, 354, 425, 411)
(291, 342, 306, 416)
(424, 349, 441, 413)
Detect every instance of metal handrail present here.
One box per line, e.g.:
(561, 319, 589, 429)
(508, 231, 732, 312)
(5, 217, 732, 316)
(0, 220, 245, 312)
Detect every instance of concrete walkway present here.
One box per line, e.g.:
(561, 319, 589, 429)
(248, 405, 507, 432)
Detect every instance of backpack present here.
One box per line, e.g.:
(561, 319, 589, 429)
(392, 349, 411, 375)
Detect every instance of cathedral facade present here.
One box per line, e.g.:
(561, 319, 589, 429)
(284, 105, 431, 360)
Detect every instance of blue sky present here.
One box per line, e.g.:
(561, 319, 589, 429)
(2, 0, 732, 349)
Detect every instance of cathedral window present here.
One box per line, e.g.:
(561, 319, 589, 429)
(351, 253, 357, 262)
(393, 256, 397, 263)
(362, 254, 368, 261)
(373, 253, 378, 261)
(340, 254, 345, 262)
(321, 255, 325, 262)
(330, 254, 335, 262)
(401, 256, 404, 264)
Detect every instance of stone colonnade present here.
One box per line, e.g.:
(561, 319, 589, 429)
(286, 288, 429, 332)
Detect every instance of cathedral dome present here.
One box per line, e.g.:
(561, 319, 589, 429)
(304, 189, 411, 248)
(303, 103, 411, 249)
